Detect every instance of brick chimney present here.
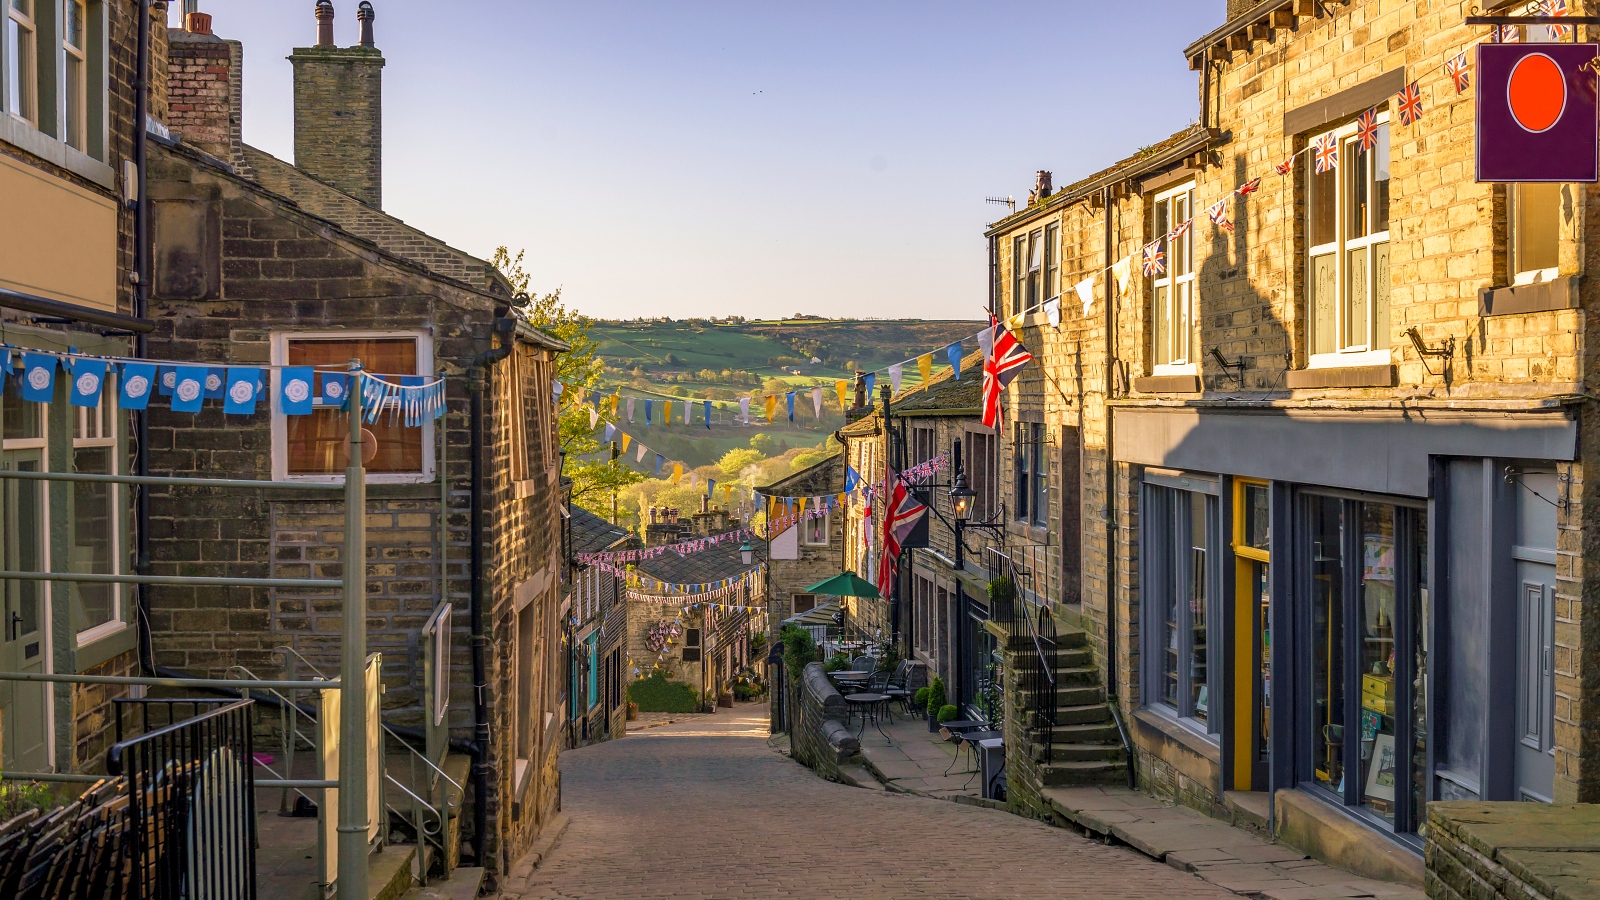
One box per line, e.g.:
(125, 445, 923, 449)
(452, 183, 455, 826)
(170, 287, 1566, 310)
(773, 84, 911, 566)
(290, 0, 386, 208)
(1226, 0, 1262, 18)
(165, 4, 247, 170)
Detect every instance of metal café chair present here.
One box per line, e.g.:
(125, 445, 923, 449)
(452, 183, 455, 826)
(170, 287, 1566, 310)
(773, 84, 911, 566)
(883, 661, 914, 714)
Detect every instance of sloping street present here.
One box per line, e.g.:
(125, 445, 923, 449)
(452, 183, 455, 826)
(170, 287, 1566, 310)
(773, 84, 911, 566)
(501, 706, 1237, 900)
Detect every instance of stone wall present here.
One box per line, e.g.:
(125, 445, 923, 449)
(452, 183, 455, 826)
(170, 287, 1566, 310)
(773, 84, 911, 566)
(1425, 803, 1600, 900)
(787, 662, 859, 782)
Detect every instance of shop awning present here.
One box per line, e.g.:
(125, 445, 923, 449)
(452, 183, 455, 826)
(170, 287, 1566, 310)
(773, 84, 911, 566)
(802, 571, 880, 600)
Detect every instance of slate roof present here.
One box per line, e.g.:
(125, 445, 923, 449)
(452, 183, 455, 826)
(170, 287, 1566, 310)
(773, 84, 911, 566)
(634, 537, 766, 586)
(570, 506, 632, 555)
(890, 350, 984, 414)
(757, 453, 846, 498)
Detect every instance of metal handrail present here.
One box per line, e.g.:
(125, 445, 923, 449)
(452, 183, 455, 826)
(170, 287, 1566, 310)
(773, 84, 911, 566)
(0, 570, 341, 589)
(105, 699, 254, 774)
(0, 670, 338, 691)
(0, 467, 345, 491)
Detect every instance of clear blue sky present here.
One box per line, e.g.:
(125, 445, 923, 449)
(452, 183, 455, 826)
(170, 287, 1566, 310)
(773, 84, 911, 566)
(180, 2, 1223, 320)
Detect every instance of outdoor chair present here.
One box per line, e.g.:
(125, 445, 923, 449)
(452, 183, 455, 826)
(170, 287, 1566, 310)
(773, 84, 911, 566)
(883, 661, 914, 713)
(852, 655, 876, 673)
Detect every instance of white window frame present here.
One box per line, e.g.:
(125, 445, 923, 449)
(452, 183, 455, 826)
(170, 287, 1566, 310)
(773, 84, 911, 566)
(1307, 113, 1392, 369)
(1151, 181, 1197, 376)
(4, 0, 38, 125)
(801, 511, 830, 547)
(61, 0, 84, 151)
(71, 377, 124, 644)
(269, 330, 436, 484)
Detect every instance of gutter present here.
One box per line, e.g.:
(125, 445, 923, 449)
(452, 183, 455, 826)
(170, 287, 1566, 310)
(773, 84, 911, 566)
(467, 315, 517, 866)
(133, 0, 154, 677)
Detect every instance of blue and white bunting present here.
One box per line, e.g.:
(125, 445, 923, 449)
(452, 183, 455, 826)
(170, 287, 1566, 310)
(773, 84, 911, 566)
(171, 366, 205, 413)
(158, 366, 177, 396)
(280, 367, 315, 416)
(203, 367, 226, 400)
(20, 354, 56, 403)
(320, 372, 349, 410)
(119, 362, 156, 410)
(69, 359, 107, 408)
(224, 367, 260, 415)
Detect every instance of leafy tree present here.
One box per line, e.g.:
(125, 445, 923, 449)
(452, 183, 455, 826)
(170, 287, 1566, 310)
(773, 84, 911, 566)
(749, 433, 777, 456)
(492, 247, 642, 515)
(718, 448, 766, 479)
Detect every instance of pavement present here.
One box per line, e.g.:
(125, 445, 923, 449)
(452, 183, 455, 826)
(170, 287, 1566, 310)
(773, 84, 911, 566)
(853, 709, 997, 805)
(497, 703, 1239, 899)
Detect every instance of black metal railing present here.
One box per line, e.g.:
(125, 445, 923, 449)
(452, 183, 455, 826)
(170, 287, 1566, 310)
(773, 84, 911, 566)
(0, 778, 133, 900)
(987, 548, 1058, 764)
(107, 698, 257, 900)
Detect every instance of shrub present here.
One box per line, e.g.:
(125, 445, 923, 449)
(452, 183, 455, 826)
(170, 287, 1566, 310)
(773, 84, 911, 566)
(926, 676, 947, 714)
(779, 625, 817, 680)
(937, 704, 961, 723)
(627, 673, 699, 713)
(912, 687, 931, 712)
(823, 652, 852, 673)
(0, 782, 57, 821)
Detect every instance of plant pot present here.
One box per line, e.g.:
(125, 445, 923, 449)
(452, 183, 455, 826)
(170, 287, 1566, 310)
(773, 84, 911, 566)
(927, 710, 940, 732)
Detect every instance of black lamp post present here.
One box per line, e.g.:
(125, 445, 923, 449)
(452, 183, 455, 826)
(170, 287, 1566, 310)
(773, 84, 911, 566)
(947, 438, 1002, 571)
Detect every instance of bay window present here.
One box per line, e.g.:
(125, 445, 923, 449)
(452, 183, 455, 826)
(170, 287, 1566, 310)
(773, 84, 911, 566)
(1308, 115, 1390, 364)
(271, 332, 434, 482)
(1152, 183, 1196, 373)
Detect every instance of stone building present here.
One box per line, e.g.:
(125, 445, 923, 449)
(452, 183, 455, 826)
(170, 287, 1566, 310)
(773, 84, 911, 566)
(979, 0, 1598, 886)
(0, 0, 156, 776)
(139, 3, 568, 886)
(568, 505, 632, 747)
(756, 453, 846, 635)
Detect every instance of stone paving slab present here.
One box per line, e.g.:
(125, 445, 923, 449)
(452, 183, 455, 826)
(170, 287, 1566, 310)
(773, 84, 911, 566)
(1041, 786, 1425, 900)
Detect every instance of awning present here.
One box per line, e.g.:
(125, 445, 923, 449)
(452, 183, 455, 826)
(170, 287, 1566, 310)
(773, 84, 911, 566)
(803, 571, 880, 600)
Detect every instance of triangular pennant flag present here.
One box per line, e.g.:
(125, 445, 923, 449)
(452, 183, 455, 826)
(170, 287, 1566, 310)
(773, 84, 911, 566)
(119, 362, 156, 411)
(20, 353, 55, 404)
(589, 407, 600, 429)
(637, 443, 648, 463)
(917, 354, 932, 384)
(786, 392, 795, 423)
(765, 395, 777, 423)
(1046, 295, 1063, 328)
(834, 380, 849, 408)
(662, 400, 673, 427)
(644, 399, 653, 425)
(224, 367, 260, 415)
(739, 396, 750, 424)
(655, 454, 665, 475)
(627, 397, 636, 423)
(1075, 275, 1096, 315)
(888, 364, 903, 395)
(947, 342, 963, 380)
(621, 433, 632, 452)
(863, 372, 875, 399)
(1113, 256, 1132, 296)
(604, 423, 617, 443)
(703, 400, 712, 430)
(671, 462, 683, 485)
(976, 328, 995, 360)
(811, 386, 823, 418)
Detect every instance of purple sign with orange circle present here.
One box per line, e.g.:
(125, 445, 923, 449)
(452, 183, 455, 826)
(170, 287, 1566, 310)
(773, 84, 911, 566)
(1477, 42, 1599, 183)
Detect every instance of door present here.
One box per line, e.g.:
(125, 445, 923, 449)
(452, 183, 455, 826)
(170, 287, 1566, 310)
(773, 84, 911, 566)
(1, 451, 49, 772)
(1514, 565, 1556, 802)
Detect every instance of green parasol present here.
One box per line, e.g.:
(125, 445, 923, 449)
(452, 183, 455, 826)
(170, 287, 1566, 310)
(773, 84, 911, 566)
(802, 571, 881, 600)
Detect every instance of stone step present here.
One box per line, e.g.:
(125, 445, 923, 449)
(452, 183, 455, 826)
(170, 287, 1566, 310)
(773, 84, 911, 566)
(1039, 759, 1127, 787)
(1030, 721, 1120, 745)
(1055, 685, 1107, 707)
(1051, 703, 1116, 726)
(400, 867, 486, 900)
(1035, 741, 1125, 764)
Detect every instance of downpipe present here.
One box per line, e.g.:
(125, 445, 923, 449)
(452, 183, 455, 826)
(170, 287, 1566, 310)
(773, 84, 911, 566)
(134, 0, 154, 675)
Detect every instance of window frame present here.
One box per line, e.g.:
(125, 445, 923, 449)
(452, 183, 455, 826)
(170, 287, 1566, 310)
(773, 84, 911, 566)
(1012, 421, 1047, 527)
(1140, 482, 1222, 737)
(70, 377, 123, 644)
(801, 510, 830, 547)
(4, 0, 37, 125)
(1044, 222, 1060, 304)
(964, 428, 999, 521)
(1151, 181, 1198, 374)
(1011, 235, 1027, 318)
(269, 330, 436, 484)
(1306, 113, 1392, 368)
(61, 0, 83, 151)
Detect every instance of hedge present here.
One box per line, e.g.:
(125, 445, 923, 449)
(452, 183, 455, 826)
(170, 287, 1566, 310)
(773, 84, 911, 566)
(627, 673, 699, 713)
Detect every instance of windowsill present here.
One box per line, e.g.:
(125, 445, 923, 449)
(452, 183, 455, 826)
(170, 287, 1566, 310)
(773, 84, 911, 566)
(1007, 521, 1049, 543)
(1133, 374, 1202, 394)
(1307, 349, 1391, 370)
(1152, 364, 1198, 377)
(1134, 705, 1221, 758)
(1478, 274, 1578, 317)
(73, 622, 137, 672)
(1286, 364, 1396, 390)
(0, 115, 115, 189)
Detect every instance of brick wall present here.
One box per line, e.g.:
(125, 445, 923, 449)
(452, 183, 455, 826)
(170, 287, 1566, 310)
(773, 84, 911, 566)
(166, 31, 242, 166)
(71, 651, 139, 772)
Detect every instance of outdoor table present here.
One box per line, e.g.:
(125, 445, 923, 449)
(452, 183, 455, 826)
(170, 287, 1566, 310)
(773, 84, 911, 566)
(944, 726, 999, 776)
(937, 720, 985, 740)
(829, 670, 874, 696)
(844, 692, 893, 744)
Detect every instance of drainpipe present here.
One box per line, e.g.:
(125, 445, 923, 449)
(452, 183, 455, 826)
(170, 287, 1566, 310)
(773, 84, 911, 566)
(468, 315, 516, 866)
(1102, 186, 1118, 702)
(133, 0, 153, 674)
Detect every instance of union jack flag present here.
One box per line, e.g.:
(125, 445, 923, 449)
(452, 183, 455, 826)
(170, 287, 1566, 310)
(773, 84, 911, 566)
(1142, 239, 1166, 277)
(1500, 23, 1521, 43)
(1547, 0, 1571, 40)
(1206, 199, 1233, 233)
(1237, 177, 1262, 196)
(980, 314, 1033, 430)
(1313, 134, 1339, 174)
(1276, 154, 1297, 176)
(1356, 109, 1381, 151)
(1395, 81, 1424, 126)
(876, 476, 928, 598)
(1446, 52, 1471, 94)
(1169, 218, 1193, 241)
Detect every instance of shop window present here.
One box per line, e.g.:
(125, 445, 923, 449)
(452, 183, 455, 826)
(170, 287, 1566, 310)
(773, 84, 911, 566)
(1141, 483, 1220, 731)
(1301, 492, 1427, 834)
(1230, 479, 1273, 791)
(1307, 114, 1390, 364)
(1151, 183, 1197, 373)
(1013, 422, 1046, 527)
(273, 333, 434, 482)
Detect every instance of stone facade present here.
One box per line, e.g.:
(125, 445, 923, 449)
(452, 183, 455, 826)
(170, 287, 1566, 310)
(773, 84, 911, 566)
(976, 0, 1600, 884)
(1425, 803, 1600, 900)
(758, 454, 846, 633)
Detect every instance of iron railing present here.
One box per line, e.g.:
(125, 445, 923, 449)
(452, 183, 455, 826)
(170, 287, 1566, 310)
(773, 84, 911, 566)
(107, 698, 257, 900)
(985, 547, 1058, 763)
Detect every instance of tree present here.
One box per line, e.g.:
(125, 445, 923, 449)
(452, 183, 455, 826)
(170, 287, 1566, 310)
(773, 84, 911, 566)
(718, 448, 766, 479)
(492, 247, 642, 516)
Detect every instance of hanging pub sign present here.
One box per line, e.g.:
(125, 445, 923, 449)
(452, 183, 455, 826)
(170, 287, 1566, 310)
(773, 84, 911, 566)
(1476, 42, 1600, 182)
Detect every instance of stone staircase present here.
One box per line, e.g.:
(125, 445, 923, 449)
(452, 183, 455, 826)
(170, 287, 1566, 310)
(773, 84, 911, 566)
(1010, 625, 1127, 787)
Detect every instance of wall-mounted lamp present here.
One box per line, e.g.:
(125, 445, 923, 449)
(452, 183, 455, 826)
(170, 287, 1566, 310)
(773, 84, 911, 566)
(1209, 347, 1246, 385)
(1405, 327, 1455, 377)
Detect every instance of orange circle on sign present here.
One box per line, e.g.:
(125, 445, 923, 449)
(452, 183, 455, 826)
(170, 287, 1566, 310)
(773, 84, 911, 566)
(1508, 53, 1567, 133)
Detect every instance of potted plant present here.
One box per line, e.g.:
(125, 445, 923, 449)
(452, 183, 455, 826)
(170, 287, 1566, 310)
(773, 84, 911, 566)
(925, 677, 947, 732)
(936, 704, 960, 724)
(912, 686, 931, 714)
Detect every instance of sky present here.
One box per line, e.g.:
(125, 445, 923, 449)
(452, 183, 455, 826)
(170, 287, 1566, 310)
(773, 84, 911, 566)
(178, 2, 1223, 321)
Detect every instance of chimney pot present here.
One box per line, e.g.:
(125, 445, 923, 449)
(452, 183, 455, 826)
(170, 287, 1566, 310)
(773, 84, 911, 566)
(357, 1, 376, 46)
(315, 0, 335, 47)
(1035, 170, 1053, 199)
(185, 11, 212, 34)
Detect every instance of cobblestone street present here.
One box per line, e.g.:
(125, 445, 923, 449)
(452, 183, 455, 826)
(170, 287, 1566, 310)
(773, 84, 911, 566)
(500, 705, 1238, 899)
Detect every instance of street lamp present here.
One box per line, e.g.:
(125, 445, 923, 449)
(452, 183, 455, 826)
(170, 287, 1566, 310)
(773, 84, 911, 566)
(950, 472, 976, 523)
(740, 540, 755, 567)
